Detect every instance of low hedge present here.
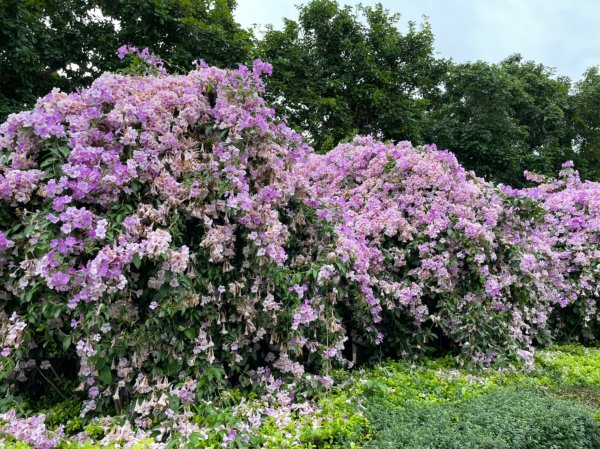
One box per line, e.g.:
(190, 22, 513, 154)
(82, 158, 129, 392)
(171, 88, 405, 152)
(365, 389, 600, 449)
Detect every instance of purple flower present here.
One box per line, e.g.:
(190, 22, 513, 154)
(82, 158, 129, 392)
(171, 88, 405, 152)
(51, 195, 72, 212)
(117, 45, 132, 59)
(252, 59, 273, 76)
(485, 279, 501, 298)
(289, 284, 308, 299)
(88, 386, 100, 398)
(292, 301, 318, 330)
(0, 231, 14, 252)
(48, 272, 70, 291)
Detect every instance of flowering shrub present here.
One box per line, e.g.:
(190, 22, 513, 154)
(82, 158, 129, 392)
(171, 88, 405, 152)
(301, 137, 561, 364)
(0, 410, 63, 449)
(0, 53, 351, 415)
(1, 50, 600, 447)
(502, 163, 600, 341)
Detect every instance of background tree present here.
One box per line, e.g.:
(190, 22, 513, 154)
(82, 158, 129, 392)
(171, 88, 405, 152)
(0, 0, 252, 121)
(257, 0, 446, 152)
(3, 0, 600, 185)
(422, 55, 577, 186)
(257, 1, 596, 186)
(570, 66, 600, 181)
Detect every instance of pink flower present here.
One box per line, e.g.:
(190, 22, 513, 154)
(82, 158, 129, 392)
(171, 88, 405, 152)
(142, 229, 172, 258)
(0, 231, 14, 252)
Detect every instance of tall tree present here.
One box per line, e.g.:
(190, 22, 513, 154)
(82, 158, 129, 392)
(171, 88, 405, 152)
(0, 0, 252, 121)
(258, 0, 446, 152)
(423, 55, 576, 186)
(570, 66, 600, 181)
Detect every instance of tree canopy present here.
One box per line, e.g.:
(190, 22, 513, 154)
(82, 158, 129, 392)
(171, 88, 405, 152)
(0, 0, 252, 120)
(570, 66, 600, 180)
(2, 0, 600, 185)
(258, 0, 446, 152)
(257, 0, 600, 186)
(422, 55, 577, 186)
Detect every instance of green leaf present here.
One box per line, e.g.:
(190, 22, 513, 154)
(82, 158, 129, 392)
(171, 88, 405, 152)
(184, 328, 196, 340)
(62, 336, 72, 351)
(100, 366, 112, 384)
(133, 253, 141, 269)
(24, 224, 34, 237)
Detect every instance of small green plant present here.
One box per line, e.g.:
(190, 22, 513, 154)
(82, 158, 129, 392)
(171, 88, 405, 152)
(364, 389, 600, 449)
(4, 345, 600, 448)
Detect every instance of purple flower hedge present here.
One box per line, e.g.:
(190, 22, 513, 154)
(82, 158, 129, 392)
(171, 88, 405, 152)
(1, 52, 600, 432)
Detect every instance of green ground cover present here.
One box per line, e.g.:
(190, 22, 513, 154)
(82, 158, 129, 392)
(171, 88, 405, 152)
(3, 345, 600, 448)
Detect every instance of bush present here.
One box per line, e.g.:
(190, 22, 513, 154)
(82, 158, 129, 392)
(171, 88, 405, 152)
(365, 389, 600, 449)
(302, 137, 565, 363)
(0, 55, 343, 413)
(2, 49, 600, 447)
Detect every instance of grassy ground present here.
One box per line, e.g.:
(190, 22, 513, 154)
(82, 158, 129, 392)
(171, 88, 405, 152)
(272, 344, 600, 448)
(3, 345, 600, 448)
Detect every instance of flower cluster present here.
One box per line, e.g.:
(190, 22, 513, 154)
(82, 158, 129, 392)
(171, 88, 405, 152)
(0, 312, 26, 361)
(0, 410, 63, 449)
(117, 45, 167, 75)
(0, 231, 12, 250)
(0, 56, 332, 429)
(300, 137, 576, 360)
(501, 162, 600, 337)
(2, 56, 600, 447)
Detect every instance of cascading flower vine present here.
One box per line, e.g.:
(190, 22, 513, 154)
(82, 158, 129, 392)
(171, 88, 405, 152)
(300, 137, 576, 362)
(0, 54, 346, 445)
(1, 52, 600, 447)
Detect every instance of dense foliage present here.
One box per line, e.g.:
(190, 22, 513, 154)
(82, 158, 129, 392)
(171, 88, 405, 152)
(359, 346, 600, 449)
(3, 0, 600, 184)
(571, 66, 600, 180)
(0, 55, 592, 383)
(1, 49, 600, 446)
(423, 56, 577, 186)
(365, 390, 600, 449)
(0, 0, 251, 121)
(258, 0, 445, 152)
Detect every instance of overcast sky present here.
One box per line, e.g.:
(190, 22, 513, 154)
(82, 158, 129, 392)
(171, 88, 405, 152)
(235, 0, 600, 81)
